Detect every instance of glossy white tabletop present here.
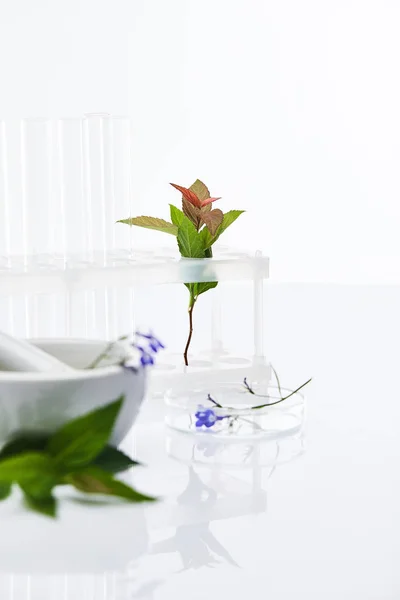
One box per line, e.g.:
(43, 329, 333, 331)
(1, 283, 399, 600)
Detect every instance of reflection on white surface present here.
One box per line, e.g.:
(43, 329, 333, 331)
(166, 428, 304, 469)
(0, 420, 296, 599)
(150, 467, 240, 571)
(1, 284, 400, 598)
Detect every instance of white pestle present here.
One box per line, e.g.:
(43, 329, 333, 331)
(0, 331, 74, 372)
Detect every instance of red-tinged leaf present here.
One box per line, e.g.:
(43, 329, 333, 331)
(182, 198, 201, 229)
(170, 183, 202, 208)
(189, 180, 210, 202)
(201, 197, 221, 207)
(201, 209, 224, 236)
(200, 209, 245, 248)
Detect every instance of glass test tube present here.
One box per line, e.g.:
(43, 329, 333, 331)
(110, 115, 134, 255)
(21, 118, 53, 260)
(83, 113, 111, 261)
(83, 113, 133, 261)
(57, 118, 88, 260)
(0, 120, 11, 262)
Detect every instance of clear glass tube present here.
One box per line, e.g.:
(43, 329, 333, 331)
(83, 113, 111, 261)
(1, 114, 134, 263)
(109, 115, 134, 255)
(1, 120, 24, 259)
(83, 113, 133, 261)
(21, 118, 53, 261)
(0, 120, 11, 263)
(57, 118, 88, 260)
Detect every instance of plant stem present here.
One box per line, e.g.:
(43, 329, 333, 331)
(250, 378, 312, 410)
(183, 294, 196, 366)
(86, 335, 128, 370)
(271, 364, 283, 398)
(207, 394, 223, 408)
(87, 341, 115, 370)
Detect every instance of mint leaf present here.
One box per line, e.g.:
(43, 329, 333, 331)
(0, 452, 58, 484)
(23, 492, 57, 518)
(19, 470, 58, 499)
(67, 466, 156, 503)
(117, 216, 178, 236)
(46, 397, 124, 471)
(0, 483, 11, 500)
(200, 208, 224, 236)
(170, 204, 185, 227)
(0, 452, 58, 512)
(93, 445, 139, 474)
(200, 209, 245, 248)
(199, 226, 213, 249)
(190, 179, 210, 202)
(177, 216, 206, 258)
(186, 281, 218, 299)
(218, 210, 245, 236)
(0, 432, 49, 460)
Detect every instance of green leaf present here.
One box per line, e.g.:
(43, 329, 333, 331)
(0, 483, 11, 500)
(67, 466, 156, 503)
(0, 452, 58, 484)
(185, 281, 218, 299)
(199, 226, 213, 249)
(117, 216, 178, 236)
(169, 204, 185, 227)
(0, 432, 49, 461)
(23, 492, 57, 518)
(200, 209, 245, 249)
(46, 397, 124, 471)
(189, 179, 210, 202)
(177, 216, 206, 258)
(20, 471, 58, 499)
(218, 210, 245, 235)
(93, 445, 139, 474)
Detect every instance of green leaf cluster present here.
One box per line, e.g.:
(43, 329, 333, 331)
(0, 398, 155, 517)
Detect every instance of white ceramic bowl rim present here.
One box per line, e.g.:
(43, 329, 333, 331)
(0, 338, 131, 382)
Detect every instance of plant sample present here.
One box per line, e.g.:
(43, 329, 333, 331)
(195, 368, 312, 433)
(118, 180, 244, 365)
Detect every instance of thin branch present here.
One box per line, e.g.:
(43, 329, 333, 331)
(243, 377, 255, 395)
(86, 340, 115, 369)
(86, 335, 128, 370)
(250, 378, 312, 410)
(271, 364, 283, 398)
(207, 394, 223, 408)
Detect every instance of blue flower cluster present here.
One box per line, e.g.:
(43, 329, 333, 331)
(135, 331, 165, 366)
(195, 406, 224, 429)
(123, 331, 165, 371)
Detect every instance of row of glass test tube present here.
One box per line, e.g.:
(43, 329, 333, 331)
(0, 114, 133, 264)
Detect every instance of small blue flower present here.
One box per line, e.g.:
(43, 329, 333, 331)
(135, 331, 165, 353)
(137, 346, 155, 366)
(195, 405, 224, 429)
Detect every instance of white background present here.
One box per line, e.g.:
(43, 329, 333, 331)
(1, 0, 400, 282)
